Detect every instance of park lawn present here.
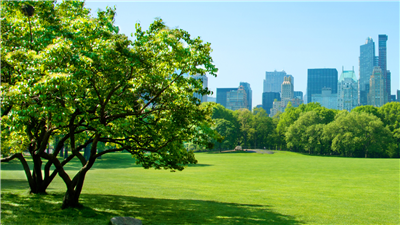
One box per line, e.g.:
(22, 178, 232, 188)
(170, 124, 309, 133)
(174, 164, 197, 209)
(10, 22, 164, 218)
(1, 151, 399, 225)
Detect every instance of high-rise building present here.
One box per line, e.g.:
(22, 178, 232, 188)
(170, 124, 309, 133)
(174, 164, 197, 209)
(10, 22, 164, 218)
(338, 67, 358, 111)
(217, 82, 252, 111)
(240, 82, 252, 111)
(397, 90, 400, 102)
(216, 88, 237, 107)
(311, 87, 338, 110)
(263, 70, 294, 94)
(359, 37, 376, 105)
(262, 92, 281, 115)
(281, 76, 294, 108)
(269, 77, 303, 117)
(281, 76, 294, 100)
(226, 85, 248, 111)
(207, 96, 216, 103)
(307, 68, 338, 104)
(191, 74, 208, 103)
(294, 91, 303, 100)
(387, 70, 391, 100)
(378, 34, 389, 101)
(368, 66, 387, 107)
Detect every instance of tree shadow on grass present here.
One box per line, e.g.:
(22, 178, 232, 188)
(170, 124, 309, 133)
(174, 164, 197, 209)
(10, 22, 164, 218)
(1, 179, 30, 190)
(1, 192, 304, 225)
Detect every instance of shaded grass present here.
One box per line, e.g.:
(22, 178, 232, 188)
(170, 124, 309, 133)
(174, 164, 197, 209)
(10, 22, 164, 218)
(1, 151, 399, 224)
(1, 192, 301, 225)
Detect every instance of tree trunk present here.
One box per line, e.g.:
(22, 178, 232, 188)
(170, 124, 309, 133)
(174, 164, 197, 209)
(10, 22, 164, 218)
(61, 167, 89, 209)
(62, 188, 80, 209)
(61, 134, 100, 209)
(31, 154, 47, 194)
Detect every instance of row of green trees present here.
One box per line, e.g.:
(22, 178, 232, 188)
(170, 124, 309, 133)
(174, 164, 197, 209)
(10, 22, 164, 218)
(210, 104, 278, 150)
(210, 102, 400, 158)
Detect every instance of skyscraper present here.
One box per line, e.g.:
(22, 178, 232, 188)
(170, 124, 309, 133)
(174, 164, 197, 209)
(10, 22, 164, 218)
(359, 37, 376, 105)
(281, 76, 294, 109)
(239, 82, 252, 111)
(263, 70, 294, 94)
(207, 96, 216, 103)
(191, 74, 208, 103)
(368, 66, 387, 107)
(226, 86, 248, 111)
(217, 82, 252, 111)
(262, 92, 281, 115)
(378, 34, 389, 101)
(269, 77, 303, 117)
(216, 88, 237, 108)
(311, 88, 338, 110)
(294, 91, 303, 100)
(307, 68, 338, 104)
(338, 67, 358, 111)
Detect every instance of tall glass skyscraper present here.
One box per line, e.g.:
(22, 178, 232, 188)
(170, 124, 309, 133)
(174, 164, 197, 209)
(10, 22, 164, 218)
(338, 68, 358, 111)
(226, 86, 248, 111)
(368, 66, 387, 107)
(359, 37, 376, 105)
(378, 34, 389, 101)
(263, 70, 294, 94)
(191, 74, 208, 103)
(216, 88, 237, 108)
(307, 68, 338, 104)
(262, 92, 281, 115)
(217, 83, 252, 111)
(294, 91, 303, 100)
(240, 82, 252, 111)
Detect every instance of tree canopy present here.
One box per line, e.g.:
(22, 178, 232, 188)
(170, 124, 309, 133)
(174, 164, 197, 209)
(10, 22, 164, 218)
(1, 0, 218, 208)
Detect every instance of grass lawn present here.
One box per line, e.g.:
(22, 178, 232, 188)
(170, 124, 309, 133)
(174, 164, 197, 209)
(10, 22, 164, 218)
(1, 151, 399, 224)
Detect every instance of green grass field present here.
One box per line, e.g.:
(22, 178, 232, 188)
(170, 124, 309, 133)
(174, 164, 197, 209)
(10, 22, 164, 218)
(1, 151, 399, 224)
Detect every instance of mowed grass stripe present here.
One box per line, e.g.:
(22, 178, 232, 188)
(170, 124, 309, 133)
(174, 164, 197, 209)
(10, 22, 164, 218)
(1, 151, 399, 224)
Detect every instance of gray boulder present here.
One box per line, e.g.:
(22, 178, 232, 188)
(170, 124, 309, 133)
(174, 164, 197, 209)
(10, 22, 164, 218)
(110, 217, 142, 225)
(234, 146, 242, 151)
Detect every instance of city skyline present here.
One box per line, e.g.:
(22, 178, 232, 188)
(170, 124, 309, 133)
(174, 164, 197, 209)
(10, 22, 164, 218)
(84, 1, 399, 107)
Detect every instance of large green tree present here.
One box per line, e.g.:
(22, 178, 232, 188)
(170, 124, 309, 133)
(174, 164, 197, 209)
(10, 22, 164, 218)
(378, 102, 400, 157)
(211, 104, 240, 149)
(234, 108, 254, 148)
(250, 108, 275, 149)
(1, 1, 218, 208)
(323, 111, 394, 158)
(285, 111, 326, 154)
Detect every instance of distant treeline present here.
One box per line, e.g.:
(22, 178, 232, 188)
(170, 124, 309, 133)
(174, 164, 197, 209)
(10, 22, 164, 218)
(203, 102, 400, 158)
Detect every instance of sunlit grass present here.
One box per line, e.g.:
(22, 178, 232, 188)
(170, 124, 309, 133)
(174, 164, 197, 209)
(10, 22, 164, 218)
(1, 151, 399, 224)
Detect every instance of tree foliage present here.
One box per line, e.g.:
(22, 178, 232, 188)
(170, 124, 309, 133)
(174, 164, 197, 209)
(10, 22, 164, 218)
(1, 0, 218, 208)
(324, 111, 394, 157)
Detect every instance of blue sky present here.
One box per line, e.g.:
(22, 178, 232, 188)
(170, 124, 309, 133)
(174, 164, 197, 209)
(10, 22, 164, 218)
(84, 1, 399, 107)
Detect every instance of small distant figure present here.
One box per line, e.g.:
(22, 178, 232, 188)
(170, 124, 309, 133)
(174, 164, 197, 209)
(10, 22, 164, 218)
(264, 146, 266, 150)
